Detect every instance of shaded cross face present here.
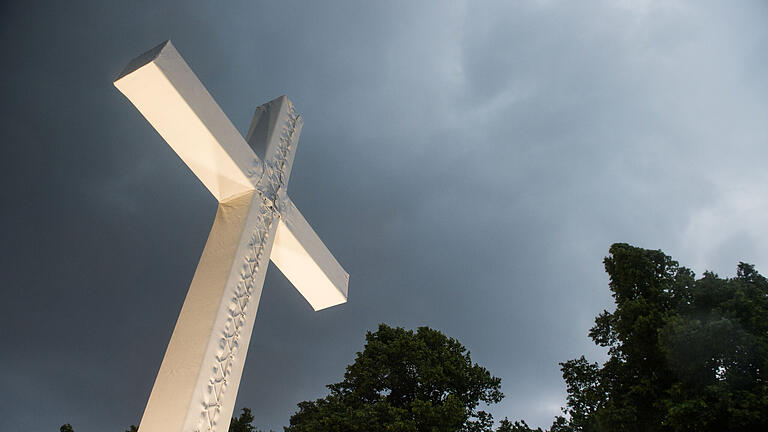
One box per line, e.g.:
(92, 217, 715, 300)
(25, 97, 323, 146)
(244, 94, 301, 204)
(114, 41, 348, 432)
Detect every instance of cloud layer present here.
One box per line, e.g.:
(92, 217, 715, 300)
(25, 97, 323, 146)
(1, 1, 766, 430)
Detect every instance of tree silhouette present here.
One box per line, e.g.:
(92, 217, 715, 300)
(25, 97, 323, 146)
(513, 244, 768, 431)
(287, 323, 503, 432)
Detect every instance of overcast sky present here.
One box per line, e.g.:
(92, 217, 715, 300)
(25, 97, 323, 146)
(1, 1, 767, 431)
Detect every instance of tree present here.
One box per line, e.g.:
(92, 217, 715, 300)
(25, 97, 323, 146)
(496, 419, 544, 432)
(59, 424, 134, 432)
(286, 324, 504, 432)
(657, 263, 768, 431)
(546, 243, 768, 432)
(229, 407, 261, 432)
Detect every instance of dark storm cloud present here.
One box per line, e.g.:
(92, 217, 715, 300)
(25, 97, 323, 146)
(1, 1, 767, 431)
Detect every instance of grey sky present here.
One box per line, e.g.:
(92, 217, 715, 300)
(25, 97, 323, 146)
(1, 1, 767, 430)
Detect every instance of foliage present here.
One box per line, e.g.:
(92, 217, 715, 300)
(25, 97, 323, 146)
(230, 407, 262, 432)
(58, 423, 137, 432)
(60, 244, 767, 432)
(286, 323, 504, 432)
(496, 419, 544, 432)
(544, 243, 768, 432)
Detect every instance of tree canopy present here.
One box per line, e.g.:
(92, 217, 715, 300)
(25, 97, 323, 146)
(229, 408, 261, 432)
(536, 243, 768, 431)
(286, 324, 503, 432)
(285, 243, 767, 432)
(60, 243, 767, 432)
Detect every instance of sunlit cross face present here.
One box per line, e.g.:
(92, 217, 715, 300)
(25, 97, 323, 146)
(114, 40, 348, 432)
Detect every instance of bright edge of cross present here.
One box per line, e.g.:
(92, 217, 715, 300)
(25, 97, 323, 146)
(113, 40, 349, 310)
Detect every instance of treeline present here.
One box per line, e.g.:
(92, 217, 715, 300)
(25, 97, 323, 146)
(61, 244, 768, 431)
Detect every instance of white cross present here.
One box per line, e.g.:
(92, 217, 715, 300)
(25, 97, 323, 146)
(114, 41, 349, 432)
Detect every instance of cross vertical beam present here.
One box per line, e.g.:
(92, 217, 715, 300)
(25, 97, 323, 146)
(140, 191, 277, 432)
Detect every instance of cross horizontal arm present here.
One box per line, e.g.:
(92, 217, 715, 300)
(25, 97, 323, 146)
(272, 197, 349, 310)
(114, 41, 258, 202)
